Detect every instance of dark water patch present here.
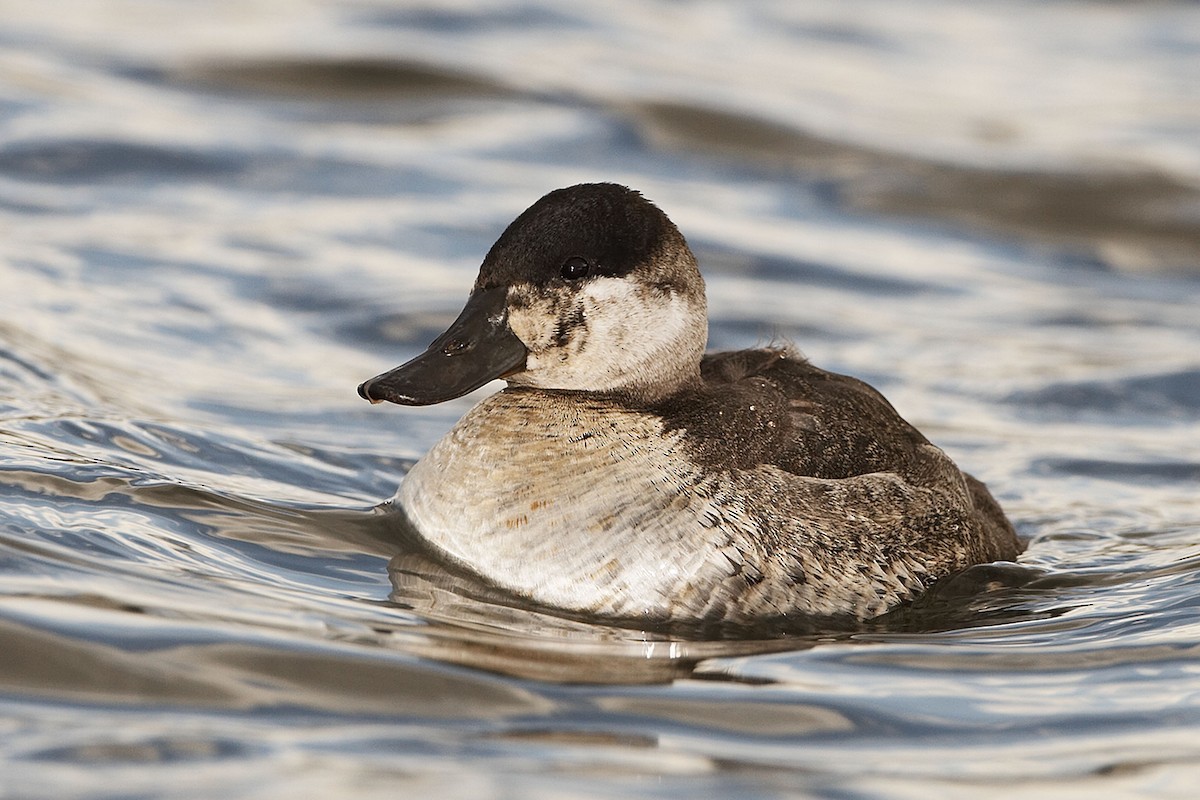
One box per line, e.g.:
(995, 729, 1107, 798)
(627, 101, 1200, 272)
(334, 309, 462, 353)
(452, 101, 652, 170)
(0, 341, 58, 389)
(257, 277, 375, 315)
(589, 694, 855, 738)
(65, 247, 353, 325)
(357, 5, 580, 33)
(29, 735, 251, 765)
(234, 156, 459, 198)
(221, 234, 304, 260)
(1044, 248, 1114, 274)
(71, 246, 219, 292)
(1032, 309, 1166, 329)
(0, 616, 245, 707)
(695, 243, 936, 296)
(137, 58, 518, 101)
(0, 97, 39, 125)
(243, 158, 446, 198)
(0, 196, 60, 215)
(871, 563, 1065, 633)
(0, 138, 459, 196)
(0, 615, 547, 717)
(0, 140, 243, 183)
(327, 221, 498, 268)
(840, 633, 1200, 681)
(630, 102, 858, 169)
(1006, 368, 1200, 420)
(1031, 458, 1200, 485)
(775, 20, 902, 51)
(867, 168, 1200, 273)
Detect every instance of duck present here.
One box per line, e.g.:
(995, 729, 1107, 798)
(359, 182, 1022, 626)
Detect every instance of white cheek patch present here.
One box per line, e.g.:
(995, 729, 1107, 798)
(506, 277, 702, 394)
(582, 277, 689, 380)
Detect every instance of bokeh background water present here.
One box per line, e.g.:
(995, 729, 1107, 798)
(2, 1, 1200, 797)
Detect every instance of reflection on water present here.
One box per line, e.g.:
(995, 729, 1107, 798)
(636, 101, 1200, 272)
(2, 0, 1200, 797)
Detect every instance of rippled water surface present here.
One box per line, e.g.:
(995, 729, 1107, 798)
(3, 2, 1200, 798)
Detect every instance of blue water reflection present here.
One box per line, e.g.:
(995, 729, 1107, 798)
(2, 1, 1199, 798)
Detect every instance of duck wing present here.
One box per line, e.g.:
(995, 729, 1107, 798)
(664, 348, 1022, 568)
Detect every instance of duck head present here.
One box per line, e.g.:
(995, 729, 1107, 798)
(358, 183, 708, 406)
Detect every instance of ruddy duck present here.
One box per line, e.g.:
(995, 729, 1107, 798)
(359, 183, 1021, 624)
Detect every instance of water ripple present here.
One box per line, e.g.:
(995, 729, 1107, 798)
(3, 1, 1200, 797)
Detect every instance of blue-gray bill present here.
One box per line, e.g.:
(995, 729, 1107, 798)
(358, 286, 528, 406)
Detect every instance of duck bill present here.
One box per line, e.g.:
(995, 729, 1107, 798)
(357, 286, 528, 406)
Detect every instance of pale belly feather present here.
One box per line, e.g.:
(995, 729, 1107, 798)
(398, 391, 742, 618)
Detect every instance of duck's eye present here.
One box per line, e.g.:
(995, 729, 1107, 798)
(560, 256, 591, 280)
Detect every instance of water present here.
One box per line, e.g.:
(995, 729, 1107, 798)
(2, 1, 1199, 797)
